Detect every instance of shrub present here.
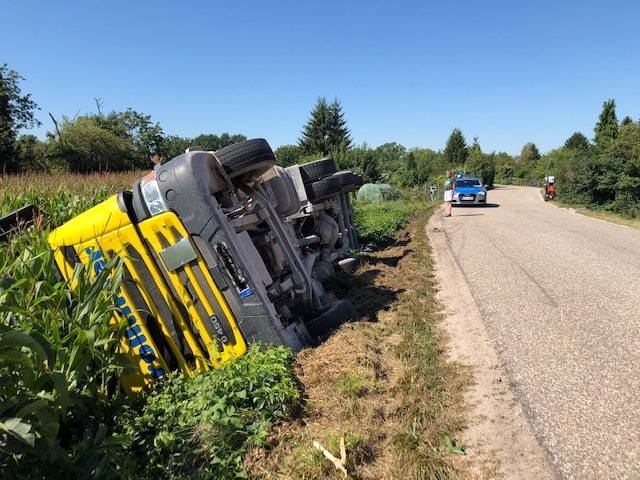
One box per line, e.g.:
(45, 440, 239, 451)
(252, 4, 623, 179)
(115, 344, 301, 479)
(354, 200, 422, 246)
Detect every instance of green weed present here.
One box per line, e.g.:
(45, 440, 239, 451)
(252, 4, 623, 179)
(354, 200, 425, 246)
(115, 344, 301, 479)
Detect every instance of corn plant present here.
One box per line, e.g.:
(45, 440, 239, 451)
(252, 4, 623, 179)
(0, 227, 131, 478)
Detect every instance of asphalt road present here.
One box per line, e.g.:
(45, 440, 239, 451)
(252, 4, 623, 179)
(441, 185, 640, 479)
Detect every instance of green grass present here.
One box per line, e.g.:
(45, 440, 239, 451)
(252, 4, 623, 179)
(387, 212, 469, 478)
(354, 199, 426, 246)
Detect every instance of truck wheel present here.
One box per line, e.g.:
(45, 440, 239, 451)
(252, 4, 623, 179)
(305, 299, 358, 337)
(305, 175, 343, 201)
(331, 171, 362, 192)
(264, 166, 300, 216)
(299, 157, 338, 183)
(215, 139, 276, 182)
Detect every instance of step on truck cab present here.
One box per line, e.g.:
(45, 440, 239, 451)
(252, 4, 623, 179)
(48, 139, 358, 393)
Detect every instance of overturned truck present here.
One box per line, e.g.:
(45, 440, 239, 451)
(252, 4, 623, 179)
(48, 139, 361, 392)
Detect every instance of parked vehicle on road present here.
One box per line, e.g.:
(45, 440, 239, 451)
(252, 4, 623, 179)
(452, 173, 488, 206)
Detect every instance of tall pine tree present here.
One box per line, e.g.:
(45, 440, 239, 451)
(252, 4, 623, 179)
(299, 97, 351, 156)
(443, 128, 468, 168)
(594, 99, 618, 149)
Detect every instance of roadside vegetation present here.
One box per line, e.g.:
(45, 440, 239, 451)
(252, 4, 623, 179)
(0, 172, 471, 479)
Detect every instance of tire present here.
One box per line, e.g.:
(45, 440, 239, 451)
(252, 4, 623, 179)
(332, 171, 355, 186)
(0, 204, 40, 242)
(305, 299, 358, 337)
(214, 139, 276, 182)
(305, 175, 344, 202)
(330, 171, 362, 192)
(299, 157, 338, 183)
(265, 166, 300, 216)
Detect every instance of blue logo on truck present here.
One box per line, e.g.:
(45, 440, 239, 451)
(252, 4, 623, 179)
(87, 248, 164, 379)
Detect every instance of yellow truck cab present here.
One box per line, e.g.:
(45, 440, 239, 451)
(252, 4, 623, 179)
(48, 139, 360, 392)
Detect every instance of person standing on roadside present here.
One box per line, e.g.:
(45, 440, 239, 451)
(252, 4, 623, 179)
(443, 170, 455, 217)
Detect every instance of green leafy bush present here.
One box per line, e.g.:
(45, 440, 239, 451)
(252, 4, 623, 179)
(354, 200, 423, 246)
(115, 344, 301, 479)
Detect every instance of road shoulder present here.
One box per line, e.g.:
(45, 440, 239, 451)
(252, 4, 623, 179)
(427, 211, 555, 480)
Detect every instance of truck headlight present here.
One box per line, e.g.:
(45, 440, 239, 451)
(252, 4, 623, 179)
(141, 178, 168, 216)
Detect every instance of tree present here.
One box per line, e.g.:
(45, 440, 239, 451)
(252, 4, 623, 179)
(413, 148, 439, 184)
(274, 144, 302, 167)
(298, 97, 351, 156)
(399, 151, 418, 186)
(374, 142, 406, 174)
(48, 116, 131, 172)
(0, 64, 41, 172)
(564, 132, 590, 152)
(359, 148, 381, 183)
(159, 135, 192, 162)
(621, 116, 634, 126)
(609, 122, 640, 174)
(443, 128, 468, 168)
(101, 109, 164, 169)
(465, 137, 495, 187)
(327, 98, 352, 151)
(465, 137, 482, 171)
(14, 134, 46, 171)
(331, 143, 381, 183)
(191, 132, 246, 152)
(520, 142, 540, 168)
(594, 99, 618, 149)
(494, 152, 515, 182)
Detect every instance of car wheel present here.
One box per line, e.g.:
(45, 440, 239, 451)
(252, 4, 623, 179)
(299, 157, 338, 183)
(215, 139, 276, 183)
(305, 299, 358, 336)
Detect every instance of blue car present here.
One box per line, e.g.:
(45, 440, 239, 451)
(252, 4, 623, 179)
(452, 174, 488, 206)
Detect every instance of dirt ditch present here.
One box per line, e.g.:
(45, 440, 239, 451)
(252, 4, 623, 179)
(245, 214, 471, 479)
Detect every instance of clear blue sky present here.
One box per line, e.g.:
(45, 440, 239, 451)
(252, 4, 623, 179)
(3, 1, 639, 156)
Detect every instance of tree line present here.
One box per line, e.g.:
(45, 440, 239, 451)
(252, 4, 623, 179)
(2, 64, 639, 216)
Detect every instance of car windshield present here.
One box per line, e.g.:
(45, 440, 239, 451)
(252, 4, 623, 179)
(456, 179, 482, 187)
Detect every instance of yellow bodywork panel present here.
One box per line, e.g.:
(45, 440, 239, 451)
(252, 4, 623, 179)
(49, 197, 247, 393)
(48, 195, 131, 248)
(137, 212, 247, 366)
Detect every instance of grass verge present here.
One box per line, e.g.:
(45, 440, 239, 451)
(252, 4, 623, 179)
(565, 204, 640, 230)
(244, 206, 470, 479)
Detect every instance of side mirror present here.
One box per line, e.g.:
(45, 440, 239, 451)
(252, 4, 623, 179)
(0, 204, 41, 242)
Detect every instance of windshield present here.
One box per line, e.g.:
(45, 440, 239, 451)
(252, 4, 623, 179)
(456, 179, 482, 187)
